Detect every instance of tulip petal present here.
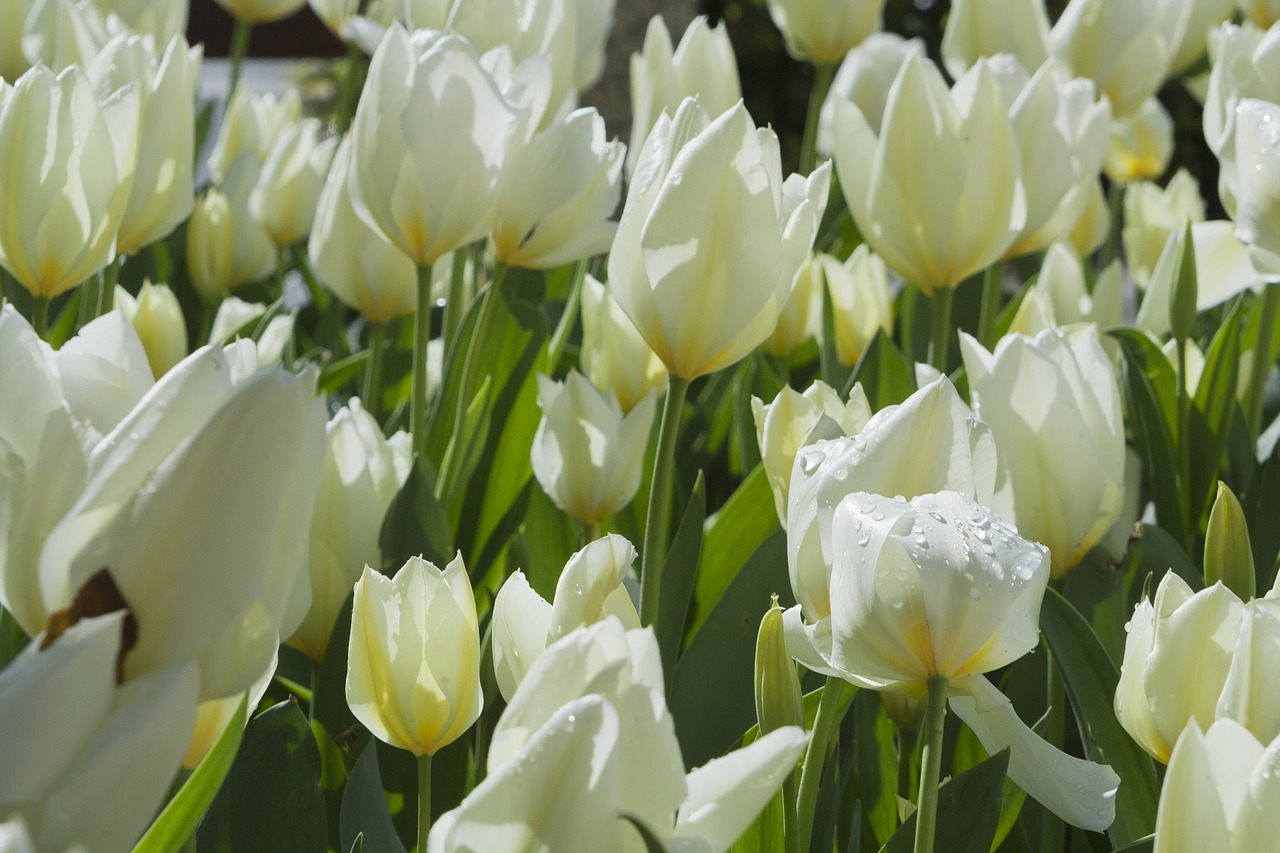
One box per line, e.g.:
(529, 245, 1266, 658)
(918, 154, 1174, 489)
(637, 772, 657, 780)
(491, 571, 553, 702)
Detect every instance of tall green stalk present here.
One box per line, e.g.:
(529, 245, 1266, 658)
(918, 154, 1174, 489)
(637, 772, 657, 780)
(1248, 282, 1280, 437)
(638, 374, 691, 626)
(1100, 182, 1126, 268)
(929, 287, 954, 371)
(227, 19, 253, 100)
(31, 296, 49, 340)
(363, 322, 388, 422)
(977, 261, 1004, 348)
(799, 64, 836, 176)
(412, 264, 434, 459)
(417, 754, 432, 853)
(914, 676, 950, 853)
(334, 42, 364, 135)
(795, 675, 845, 847)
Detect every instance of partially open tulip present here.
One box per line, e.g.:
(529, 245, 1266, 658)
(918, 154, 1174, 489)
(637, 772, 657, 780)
(1123, 169, 1206, 290)
(0, 613, 197, 853)
(940, 0, 1051, 80)
(785, 491, 1119, 832)
(20, 0, 108, 72)
(961, 325, 1126, 578)
(491, 534, 641, 700)
(816, 33, 923, 159)
(1051, 0, 1168, 118)
(1105, 97, 1174, 185)
(250, 117, 338, 248)
(821, 246, 895, 364)
(346, 555, 483, 757)
(1158, 0, 1234, 75)
(832, 55, 1024, 292)
(1203, 23, 1280, 218)
(1007, 243, 1123, 335)
(0, 65, 138, 299)
(609, 98, 829, 379)
(115, 281, 189, 378)
(764, 0, 887, 67)
(530, 371, 655, 525)
(580, 274, 667, 413)
(186, 190, 236, 300)
(1231, 98, 1280, 277)
(760, 254, 822, 359)
(290, 399, 412, 662)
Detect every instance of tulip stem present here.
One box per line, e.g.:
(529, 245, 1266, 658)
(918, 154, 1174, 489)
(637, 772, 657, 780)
(412, 263, 434, 459)
(364, 322, 388, 422)
(928, 287, 954, 371)
(639, 373, 691, 627)
(799, 64, 835, 176)
(1100, 182, 1125, 269)
(443, 249, 467, 363)
(1248, 282, 1280, 438)
(417, 753, 432, 853)
(334, 42, 364, 135)
(782, 775, 800, 853)
(227, 19, 252, 100)
(548, 258, 589, 375)
(977, 261, 1004, 348)
(796, 675, 846, 847)
(95, 256, 120, 319)
(914, 675, 950, 853)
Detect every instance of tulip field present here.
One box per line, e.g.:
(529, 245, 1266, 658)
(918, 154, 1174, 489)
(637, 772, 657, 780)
(5, 0, 1280, 850)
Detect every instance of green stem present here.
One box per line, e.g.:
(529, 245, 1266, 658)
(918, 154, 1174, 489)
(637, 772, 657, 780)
(31, 296, 49, 340)
(914, 676, 950, 853)
(638, 374, 691, 626)
(417, 753, 432, 853)
(443, 250, 467, 363)
(152, 239, 172, 283)
(782, 775, 801, 853)
(227, 19, 252, 101)
(795, 675, 845, 847)
(547, 258, 588, 374)
(363, 322, 388, 422)
(1100, 182, 1126, 269)
(977, 261, 1004, 349)
(799, 64, 836, 176)
(96, 255, 120, 318)
(274, 246, 289, 298)
(1042, 651, 1065, 853)
(1248, 282, 1280, 437)
(1176, 338, 1192, 526)
(334, 42, 364, 135)
(412, 263, 434, 459)
(928, 287, 954, 371)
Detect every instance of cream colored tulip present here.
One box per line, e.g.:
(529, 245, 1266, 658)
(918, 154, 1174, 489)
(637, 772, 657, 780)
(0, 65, 138, 299)
(87, 33, 201, 257)
(1051, 0, 1169, 118)
(207, 87, 301, 187)
(1122, 169, 1206, 289)
(570, 0, 613, 91)
(579, 274, 666, 413)
(941, 0, 1051, 80)
(309, 138, 417, 323)
(1203, 23, 1280, 218)
(290, 399, 411, 662)
(214, 0, 306, 24)
(1232, 98, 1280, 277)
(207, 297, 294, 368)
(307, 0, 358, 38)
(816, 33, 923, 159)
(186, 189, 235, 300)
(493, 108, 623, 269)
(20, 0, 108, 72)
(346, 555, 483, 757)
(1067, 179, 1112, 256)
(1240, 0, 1280, 28)
(961, 326, 1125, 578)
(765, 0, 887, 67)
(91, 0, 188, 43)
(491, 534, 641, 700)
(249, 118, 337, 248)
(1007, 243, 1123, 335)
(348, 26, 522, 267)
(115, 281, 188, 378)
(610, 98, 829, 379)
(530, 371, 655, 524)
(628, 16, 741, 177)
(0, 613, 198, 853)
(1105, 96, 1173, 184)
(751, 380, 871, 525)
(1157, 0, 1234, 75)
(761, 254, 822, 358)
(821, 246, 894, 365)
(832, 55, 1024, 292)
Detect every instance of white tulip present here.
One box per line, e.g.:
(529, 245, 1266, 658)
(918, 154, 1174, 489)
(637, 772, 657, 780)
(1051, 0, 1169, 118)
(579, 274, 667, 413)
(765, 0, 887, 67)
(250, 118, 338, 248)
(816, 32, 923, 159)
(1122, 169, 1206, 290)
(941, 0, 1052, 80)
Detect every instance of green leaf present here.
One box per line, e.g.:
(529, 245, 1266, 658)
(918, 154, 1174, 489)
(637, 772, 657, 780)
(1039, 589, 1159, 846)
(380, 456, 454, 570)
(845, 330, 917, 411)
(340, 744, 406, 853)
(850, 690, 901, 847)
(1115, 333, 1186, 544)
(1111, 834, 1155, 853)
(516, 485, 581, 601)
(318, 350, 370, 395)
(132, 694, 248, 853)
(880, 749, 1010, 853)
(689, 466, 779, 642)
(1130, 523, 1203, 593)
(197, 700, 327, 853)
(1187, 303, 1242, 522)
(952, 718, 1027, 852)
(658, 474, 706, 681)
(671, 531, 792, 769)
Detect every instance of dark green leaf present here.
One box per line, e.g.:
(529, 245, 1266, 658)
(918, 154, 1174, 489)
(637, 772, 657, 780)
(880, 749, 1010, 853)
(1115, 333, 1186, 544)
(850, 690, 900, 847)
(516, 484, 581, 601)
(340, 744, 406, 853)
(318, 350, 370, 395)
(380, 456, 454, 570)
(1187, 304, 1242, 522)
(845, 331, 917, 411)
(349, 834, 363, 853)
(1110, 834, 1155, 853)
(658, 474, 706, 681)
(1130, 523, 1203, 593)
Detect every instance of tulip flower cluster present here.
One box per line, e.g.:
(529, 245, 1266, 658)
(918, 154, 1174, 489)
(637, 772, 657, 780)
(5, 0, 1280, 851)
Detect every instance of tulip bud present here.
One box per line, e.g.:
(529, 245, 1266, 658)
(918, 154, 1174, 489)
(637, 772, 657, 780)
(1122, 170, 1205, 290)
(941, 0, 1051, 80)
(1205, 482, 1257, 603)
(817, 33, 923, 160)
(1169, 222, 1199, 345)
(530, 371, 656, 525)
(761, 255, 822, 358)
(1104, 97, 1173, 185)
(346, 555, 483, 756)
(116, 280, 189, 378)
(755, 595, 805, 735)
(764, 0, 887, 67)
(214, 0, 307, 24)
(250, 118, 337, 248)
(187, 190, 236, 300)
(1051, 0, 1169, 118)
(821, 246, 894, 365)
(580, 275, 667, 413)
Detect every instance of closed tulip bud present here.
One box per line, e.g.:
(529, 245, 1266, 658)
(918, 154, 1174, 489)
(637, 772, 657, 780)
(309, 138, 417, 323)
(290, 399, 411, 662)
(756, 596, 805, 735)
(531, 371, 655, 525)
(0, 65, 138, 299)
(249, 118, 336, 248)
(115, 280, 188, 378)
(187, 190, 235, 300)
(961, 326, 1125, 578)
(765, 0, 887, 67)
(87, 34, 201, 257)
(1051, 0, 1168, 118)
(214, 0, 306, 24)
(1155, 720, 1280, 853)
(833, 55, 1024, 292)
(580, 274, 666, 413)
(610, 98, 830, 379)
(821, 246, 894, 365)
(941, 0, 1052, 80)
(1105, 97, 1173, 184)
(0, 613, 198, 853)
(1123, 169, 1206, 290)
(347, 555, 483, 756)
(786, 377, 998, 623)
(491, 534, 641, 701)
(628, 16, 741, 178)
(493, 108, 623, 269)
(348, 26, 523, 267)
(816, 33, 923, 159)
(1116, 572, 1280, 762)
(751, 379, 872, 524)
(1232, 98, 1280, 277)
(1205, 482, 1256, 601)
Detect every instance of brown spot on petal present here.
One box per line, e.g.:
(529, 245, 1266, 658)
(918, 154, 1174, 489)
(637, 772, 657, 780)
(39, 569, 138, 684)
